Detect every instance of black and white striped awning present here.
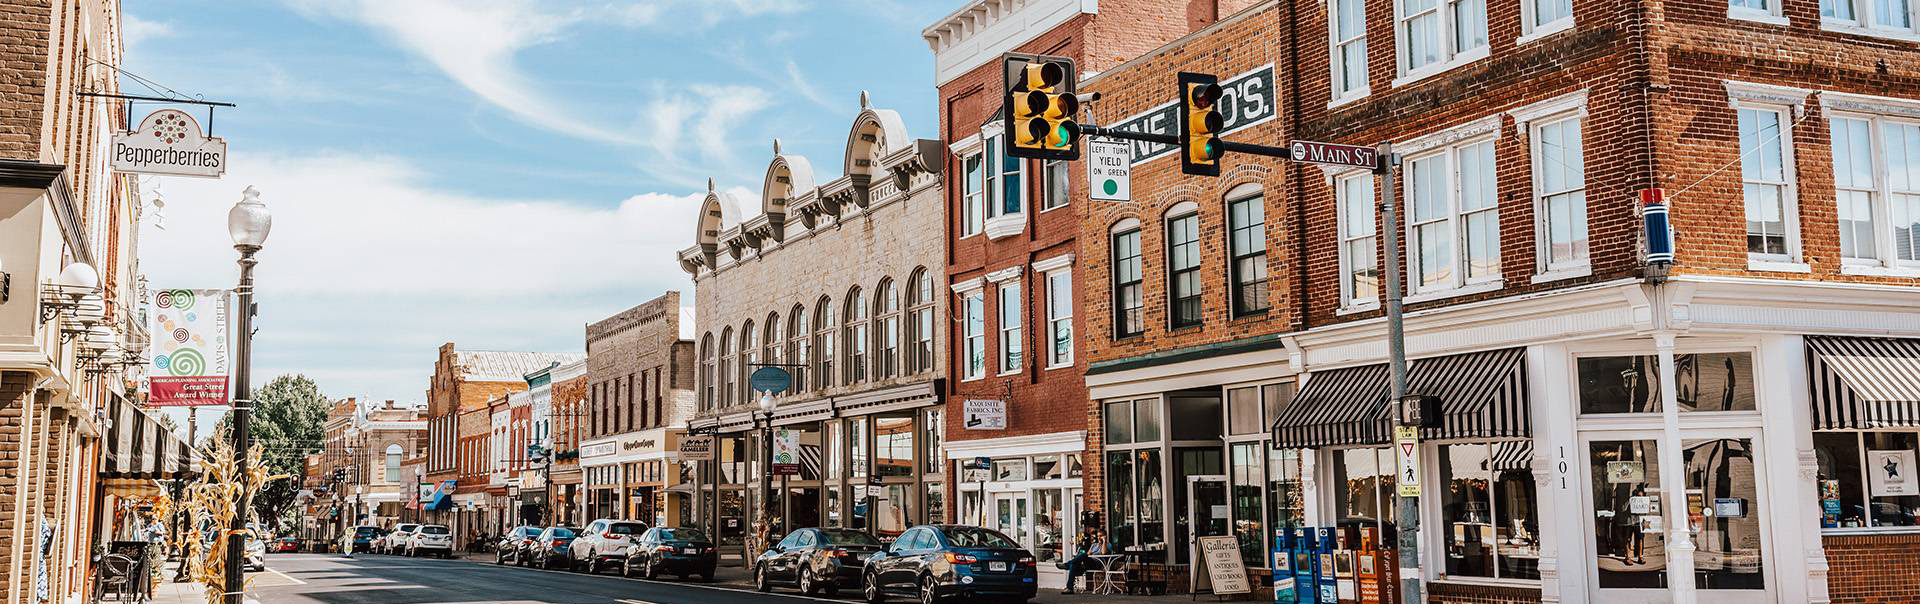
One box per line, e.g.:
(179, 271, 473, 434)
(1807, 336, 1920, 430)
(1384, 347, 1531, 440)
(1487, 440, 1534, 472)
(1271, 348, 1530, 449)
(1270, 363, 1391, 449)
(102, 394, 195, 479)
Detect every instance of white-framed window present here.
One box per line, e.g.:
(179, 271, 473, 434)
(1530, 114, 1589, 274)
(1227, 192, 1270, 316)
(1729, 0, 1785, 23)
(1397, 0, 1488, 81)
(998, 281, 1023, 373)
(1405, 136, 1500, 293)
(962, 153, 984, 237)
(1521, 0, 1574, 39)
(1042, 159, 1070, 211)
(1043, 268, 1073, 368)
(1739, 106, 1799, 262)
(1112, 223, 1144, 338)
(1830, 112, 1920, 270)
(962, 291, 985, 380)
(1822, 0, 1917, 40)
(1166, 206, 1203, 328)
(986, 133, 1024, 218)
(1330, 0, 1370, 103)
(1336, 171, 1381, 307)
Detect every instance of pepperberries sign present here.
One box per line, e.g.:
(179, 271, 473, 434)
(112, 109, 228, 178)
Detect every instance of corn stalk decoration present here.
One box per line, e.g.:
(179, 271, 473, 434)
(176, 433, 289, 604)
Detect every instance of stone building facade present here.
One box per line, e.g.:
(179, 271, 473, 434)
(579, 292, 696, 527)
(678, 93, 944, 561)
(1062, 0, 1920, 602)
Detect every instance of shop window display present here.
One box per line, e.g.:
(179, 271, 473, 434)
(1815, 431, 1920, 529)
(1436, 442, 1539, 580)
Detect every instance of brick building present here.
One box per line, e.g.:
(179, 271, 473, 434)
(541, 359, 588, 525)
(1057, 0, 1920, 601)
(678, 93, 944, 561)
(921, 0, 1259, 589)
(579, 292, 696, 527)
(521, 357, 584, 526)
(421, 343, 581, 543)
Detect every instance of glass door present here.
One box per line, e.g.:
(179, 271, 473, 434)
(1583, 431, 1772, 603)
(1033, 489, 1066, 565)
(993, 491, 1031, 546)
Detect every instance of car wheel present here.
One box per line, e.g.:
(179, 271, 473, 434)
(798, 568, 818, 596)
(919, 575, 940, 604)
(642, 558, 659, 581)
(864, 572, 887, 603)
(755, 565, 771, 592)
(495, 550, 505, 564)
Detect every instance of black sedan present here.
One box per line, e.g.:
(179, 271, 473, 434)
(526, 527, 577, 569)
(496, 526, 542, 565)
(754, 528, 884, 596)
(862, 525, 1036, 603)
(621, 527, 717, 581)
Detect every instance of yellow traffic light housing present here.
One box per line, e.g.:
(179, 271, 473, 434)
(1178, 72, 1224, 176)
(1003, 54, 1081, 161)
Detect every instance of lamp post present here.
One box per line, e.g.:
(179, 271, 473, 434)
(756, 391, 776, 553)
(224, 186, 270, 604)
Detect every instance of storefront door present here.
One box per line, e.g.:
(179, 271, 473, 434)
(1030, 487, 1079, 588)
(1582, 430, 1773, 603)
(992, 491, 1030, 547)
(1186, 474, 1229, 592)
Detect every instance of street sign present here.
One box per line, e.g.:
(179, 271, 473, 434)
(1288, 140, 1378, 170)
(1088, 140, 1132, 201)
(749, 366, 792, 393)
(962, 399, 1007, 430)
(1394, 426, 1421, 497)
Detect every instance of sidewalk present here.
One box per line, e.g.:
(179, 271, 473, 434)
(146, 560, 265, 604)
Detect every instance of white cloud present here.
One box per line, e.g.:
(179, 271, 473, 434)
(138, 152, 717, 400)
(123, 15, 174, 49)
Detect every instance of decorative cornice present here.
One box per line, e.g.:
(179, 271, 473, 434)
(951, 277, 985, 294)
(986, 265, 1024, 283)
(1507, 88, 1589, 135)
(1821, 90, 1920, 119)
(1723, 80, 1814, 108)
(1030, 253, 1075, 273)
(1395, 114, 1504, 156)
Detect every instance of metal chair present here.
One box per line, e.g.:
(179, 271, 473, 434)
(95, 553, 138, 602)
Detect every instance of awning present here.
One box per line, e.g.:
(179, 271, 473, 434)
(1269, 363, 1390, 449)
(101, 394, 195, 480)
(1807, 336, 1920, 429)
(1271, 348, 1530, 449)
(1488, 440, 1534, 472)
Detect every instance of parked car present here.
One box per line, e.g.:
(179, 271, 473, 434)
(622, 527, 716, 581)
(755, 527, 883, 596)
(381, 523, 419, 555)
(349, 526, 383, 553)
(243, 524, 267, 571)
(862, 525, 1036, 603)
(527, 526, 577, 569)
(497, 526, 542, 565)
(405, 524, 454, 558)
(568, 519, 649, 574)
(273, 536, 300, 553)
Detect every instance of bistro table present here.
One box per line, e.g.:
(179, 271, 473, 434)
(1088, 554, 1127, 595)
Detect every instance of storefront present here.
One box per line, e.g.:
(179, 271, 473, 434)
(692, 381, 945, 560)
(578, 428, 684, 526)
(945, 430, 1086, 589)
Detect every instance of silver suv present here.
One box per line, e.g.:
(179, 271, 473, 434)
(406, 524, 454, 558)
(381, 523, 418, 555)
(568, 519, 648, 574)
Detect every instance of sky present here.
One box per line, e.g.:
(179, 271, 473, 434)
(126, 0, 955, 430)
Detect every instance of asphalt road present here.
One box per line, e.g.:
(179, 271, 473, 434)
(252, 553, 847, 604)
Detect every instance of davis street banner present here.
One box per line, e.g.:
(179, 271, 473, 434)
(112, 109, 228, 178)
(147, 289, 231, 406)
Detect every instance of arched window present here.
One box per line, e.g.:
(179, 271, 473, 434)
(814, 297, 836, 390)
(844, 286, 868, 384)
(764, 313, 782, 382)
(875, 278, 900, 379)
(700, 333, 715, 411)
(385, 443, 403, 484)
(907, 268, 935, 374)
(719, 326, 735, 407)
(740, 320, 757, 403)
(787, 306, 808, 393)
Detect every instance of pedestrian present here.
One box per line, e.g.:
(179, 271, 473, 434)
(1056, 528, 1108, 595)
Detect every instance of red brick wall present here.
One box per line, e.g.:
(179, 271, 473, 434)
(1824, 533, 1920, 604)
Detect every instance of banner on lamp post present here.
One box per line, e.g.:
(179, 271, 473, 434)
(771, 428, 800, 476)
(147, 289, 231, 406)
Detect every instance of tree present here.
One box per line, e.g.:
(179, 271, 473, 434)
(214, 374, 328, 529)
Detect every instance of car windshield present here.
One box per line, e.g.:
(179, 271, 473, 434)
(419, 526, 450, 535)
(354, 527, 379, 537)
(822, 530, 882, 545)
(396, 524, 418, 532)
(607, 523, 645, 535)
(657, 528, 708, 541)
(940, 527, 1019, 549)
(546, 528, 575, 538)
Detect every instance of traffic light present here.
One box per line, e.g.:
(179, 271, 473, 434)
(1178, 72, 1224, 176)
(1003, 54, 1081, 161)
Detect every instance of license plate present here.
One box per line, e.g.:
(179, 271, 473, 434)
(682, 548, 696, 555)
(988, 561, 1008, 572)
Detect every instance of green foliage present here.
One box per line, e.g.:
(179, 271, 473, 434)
(212, 374, 328, 529)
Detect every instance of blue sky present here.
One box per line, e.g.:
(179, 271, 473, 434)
(126, 0, 954, 423)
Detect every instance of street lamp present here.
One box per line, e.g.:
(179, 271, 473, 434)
(757, 390, 776, 552)
(224, 186, 270, 604)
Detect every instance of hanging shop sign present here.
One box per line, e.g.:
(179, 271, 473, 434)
(112, 109, 227, 178)
(147, 289, 231, 406)
(962, 399, 1007, 430)
(677, 434, 714, 462)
